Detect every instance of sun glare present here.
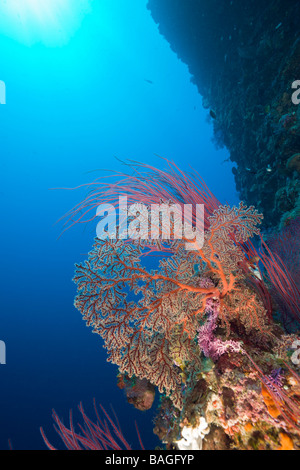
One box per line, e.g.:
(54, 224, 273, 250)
(0, 0, 93, 46)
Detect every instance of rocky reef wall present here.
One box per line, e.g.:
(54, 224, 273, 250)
(147, 0, 300, 229)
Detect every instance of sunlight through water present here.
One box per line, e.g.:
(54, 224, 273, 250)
(0, 0, 93, 46)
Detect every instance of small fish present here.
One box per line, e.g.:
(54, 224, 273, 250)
(144, 79, 153, 85)
(248, 260, 262, 280)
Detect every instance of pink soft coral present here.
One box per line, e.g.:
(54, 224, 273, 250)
(197, 297, 242, 361)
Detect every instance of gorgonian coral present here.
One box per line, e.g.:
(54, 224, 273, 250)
(73, 200, 270, 409)
(56, 160, 300, 449)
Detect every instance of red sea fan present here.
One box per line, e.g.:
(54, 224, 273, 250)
(72, 201, 269, 409)
(60, 160, 282, 411)
(40, 400, 144, 450)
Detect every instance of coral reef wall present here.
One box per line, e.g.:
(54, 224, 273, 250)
(147, 0, 300, 229)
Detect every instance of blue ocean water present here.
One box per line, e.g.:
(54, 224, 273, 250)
(0, 0, 238, 450)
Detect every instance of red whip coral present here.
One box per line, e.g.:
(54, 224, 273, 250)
(59, 159, 221, 236)
(40, 401, 144, 450)
(259, 217, 300, 328)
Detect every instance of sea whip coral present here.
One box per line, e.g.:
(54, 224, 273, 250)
(40, 401, 144, 450)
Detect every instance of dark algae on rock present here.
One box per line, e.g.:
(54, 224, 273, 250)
(147, 0, 300, 229)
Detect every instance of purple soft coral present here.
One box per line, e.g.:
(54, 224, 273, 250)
(198, 297, 242, 361)
(265, 368, 284, 399)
